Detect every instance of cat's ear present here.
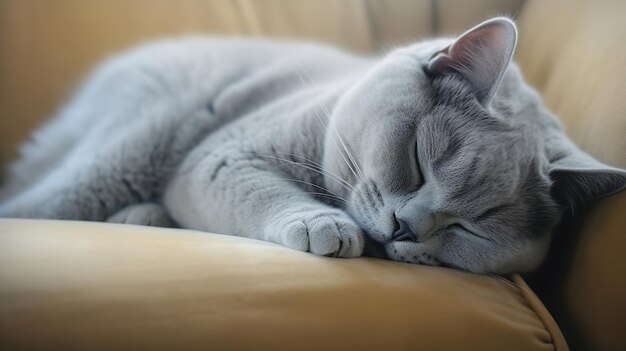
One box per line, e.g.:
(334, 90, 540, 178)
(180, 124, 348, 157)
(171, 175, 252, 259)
(548, 146, 626, 209)
(425, 17, 517, 105)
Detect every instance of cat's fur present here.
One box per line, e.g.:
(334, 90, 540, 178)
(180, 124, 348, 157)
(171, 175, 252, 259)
(1, 18, 624, 274)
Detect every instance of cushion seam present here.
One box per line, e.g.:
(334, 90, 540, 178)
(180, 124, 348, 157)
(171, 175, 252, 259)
(510, 274, 570, 351)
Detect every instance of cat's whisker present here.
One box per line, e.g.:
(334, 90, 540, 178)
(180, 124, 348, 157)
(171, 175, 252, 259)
(246, 151, 354, 192)
(272, 151, 326, 171)
(280, 177, 347, 201)
(272, 151, 361, 202)
(298, 69, 365, 184)
(245, 152, 356, 193)
(273, 151, 356, 189)
(272, 149, 359, 190)
(311, 106, 361, 183)
(295, 191, 347, 203)
(315, 111, 361, 186)
(279, 161, 355, 194)
(318, 99, 367, 183)
(289, 192, 348, 204)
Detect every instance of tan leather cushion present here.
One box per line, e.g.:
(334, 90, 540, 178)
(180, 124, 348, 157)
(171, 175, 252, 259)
(517, 1, 626, 350)
(0, 219, 567, 350)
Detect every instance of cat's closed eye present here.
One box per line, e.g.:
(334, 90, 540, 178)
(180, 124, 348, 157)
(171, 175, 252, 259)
(449, 224, 493, 243)
(409, 139, 423, 190)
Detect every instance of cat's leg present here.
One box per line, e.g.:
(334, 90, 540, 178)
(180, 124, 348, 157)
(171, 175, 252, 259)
(107, 203, 174, 227)
(1, 54, 156, 203)
(0, 105, 217, 221)
(164, 154, 364, 258)
(1, 40, 240, 218)
(0, 146, 159, 220)
(0, 95, 99, 202)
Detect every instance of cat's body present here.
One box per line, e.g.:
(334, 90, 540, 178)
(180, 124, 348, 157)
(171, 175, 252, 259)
(0, 38, 373, 259)
(1, 18, 624, 274)
(0, 38, 366, 211)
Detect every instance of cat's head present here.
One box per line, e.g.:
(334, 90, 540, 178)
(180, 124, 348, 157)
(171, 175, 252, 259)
(324, 17, 626, 274)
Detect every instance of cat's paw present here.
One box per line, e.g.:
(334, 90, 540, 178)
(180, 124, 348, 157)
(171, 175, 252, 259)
(265, 208, 364, 258)
(107, 203, 174, 227)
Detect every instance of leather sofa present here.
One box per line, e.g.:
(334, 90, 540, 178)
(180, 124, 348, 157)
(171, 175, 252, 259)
(1, 0, 624, 350)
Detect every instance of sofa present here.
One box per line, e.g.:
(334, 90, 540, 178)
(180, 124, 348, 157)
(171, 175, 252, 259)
(1, 0, 624, 350)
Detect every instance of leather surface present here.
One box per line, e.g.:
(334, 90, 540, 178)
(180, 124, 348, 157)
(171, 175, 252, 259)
(0, 219, 564, 351)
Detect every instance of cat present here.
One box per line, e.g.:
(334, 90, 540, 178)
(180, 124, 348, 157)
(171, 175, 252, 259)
(1, 17, 624, 274)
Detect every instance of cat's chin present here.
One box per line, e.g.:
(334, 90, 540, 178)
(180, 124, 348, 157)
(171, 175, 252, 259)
(364, 238, 449, 269)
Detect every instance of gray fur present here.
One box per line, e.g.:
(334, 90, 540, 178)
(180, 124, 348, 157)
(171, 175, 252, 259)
(1, 18, 624, 274)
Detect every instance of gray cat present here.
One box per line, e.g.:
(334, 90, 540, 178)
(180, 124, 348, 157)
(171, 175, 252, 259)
(1, 18, 624, 274)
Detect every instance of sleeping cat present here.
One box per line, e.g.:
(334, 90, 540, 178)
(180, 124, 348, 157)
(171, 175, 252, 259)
(1, 18, 624, 274)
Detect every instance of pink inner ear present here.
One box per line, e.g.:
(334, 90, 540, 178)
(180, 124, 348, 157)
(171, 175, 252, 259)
(451, 23, 511, 60)
(426, 47, 454, 75)
(426, 17, 517, 103)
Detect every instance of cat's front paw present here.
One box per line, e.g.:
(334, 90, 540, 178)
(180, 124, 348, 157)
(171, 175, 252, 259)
(107, 203, 174, 227)
(265, 208, 364, 258)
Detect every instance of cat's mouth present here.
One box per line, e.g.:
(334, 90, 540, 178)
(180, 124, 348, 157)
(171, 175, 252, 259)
(436, 260, 469, 271)
(362, 234, 388, 259)
(360, 225, 474, 271)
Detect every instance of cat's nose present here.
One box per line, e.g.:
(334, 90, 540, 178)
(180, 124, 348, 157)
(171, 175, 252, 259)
(391, 213, 417, 242)
(392, 209, 438, 243)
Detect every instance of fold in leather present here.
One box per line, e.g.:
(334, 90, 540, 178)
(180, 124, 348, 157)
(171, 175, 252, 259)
(513, 274, 569, 351)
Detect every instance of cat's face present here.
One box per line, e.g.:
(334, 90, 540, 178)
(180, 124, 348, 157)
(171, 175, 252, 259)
(323, 18, 626, 274)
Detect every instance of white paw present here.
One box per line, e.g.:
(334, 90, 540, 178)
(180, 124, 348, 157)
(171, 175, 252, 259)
(107, 203, 173, 227)
(265, 208, 364, 258)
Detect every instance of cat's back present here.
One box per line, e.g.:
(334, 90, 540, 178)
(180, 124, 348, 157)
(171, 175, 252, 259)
(49, 36, 370, 151)
(70, 36, 371, 131)
(95, 37, 367, 94)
